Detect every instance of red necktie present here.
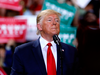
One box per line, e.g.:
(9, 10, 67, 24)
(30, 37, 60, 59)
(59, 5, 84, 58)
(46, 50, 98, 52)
(47, 43, 56, 75)
(0, 67, 7, 75)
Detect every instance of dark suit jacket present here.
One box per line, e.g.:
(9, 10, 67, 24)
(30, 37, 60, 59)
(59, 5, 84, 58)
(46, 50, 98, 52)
(10, 38, 80, 75)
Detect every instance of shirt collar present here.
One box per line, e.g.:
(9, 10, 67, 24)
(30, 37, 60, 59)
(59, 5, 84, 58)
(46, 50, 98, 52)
(39, 36, 56, 49)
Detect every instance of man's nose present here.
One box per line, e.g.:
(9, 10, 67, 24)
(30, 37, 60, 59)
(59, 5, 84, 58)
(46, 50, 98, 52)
(53, 21, 56, 25)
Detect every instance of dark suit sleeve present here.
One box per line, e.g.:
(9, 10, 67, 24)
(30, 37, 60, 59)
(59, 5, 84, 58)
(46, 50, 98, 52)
(10, 47, 24, 75)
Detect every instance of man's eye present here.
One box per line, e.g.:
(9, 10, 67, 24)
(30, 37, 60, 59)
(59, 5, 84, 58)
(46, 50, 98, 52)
(55, 19, 59, 22)
(47, 19, 51, 21)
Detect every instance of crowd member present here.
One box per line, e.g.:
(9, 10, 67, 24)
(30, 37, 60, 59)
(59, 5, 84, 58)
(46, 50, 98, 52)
(10, 9, 80, 75)
(23, 0, 44, 15)
(77, 10, 98, 49)
(0, 44, 11, 75)
(4, 39, 16, 69)
(76, 10, 99, 75)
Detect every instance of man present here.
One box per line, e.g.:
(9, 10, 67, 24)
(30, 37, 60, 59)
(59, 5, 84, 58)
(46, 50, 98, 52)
(10, 9, 80, 75)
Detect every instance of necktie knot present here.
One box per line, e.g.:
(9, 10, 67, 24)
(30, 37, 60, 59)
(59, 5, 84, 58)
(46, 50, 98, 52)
(47, 43, 52, 47)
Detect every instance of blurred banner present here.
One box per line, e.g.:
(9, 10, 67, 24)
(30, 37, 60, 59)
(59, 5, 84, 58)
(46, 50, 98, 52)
(15, 16, 40, 41)
(42, 0, 76, 27)
(0, 18, 27, 43)
(0, 0, 22, 11)
(59, 26, 77, 46)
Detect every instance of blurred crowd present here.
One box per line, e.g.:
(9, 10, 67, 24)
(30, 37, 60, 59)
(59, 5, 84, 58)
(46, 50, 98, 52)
(0, 0, 100, 75)
(0, 0, 44, 17)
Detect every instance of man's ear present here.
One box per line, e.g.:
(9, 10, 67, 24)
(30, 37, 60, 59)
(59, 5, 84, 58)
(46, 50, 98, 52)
(37, 23, 42, 30)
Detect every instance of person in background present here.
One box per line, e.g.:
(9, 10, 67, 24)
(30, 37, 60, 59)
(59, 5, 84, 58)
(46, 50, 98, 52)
(4, 39, 16, 69)
(73, 10, 98, 49)
(76, 10, 98, 49)
(75, 10, 99, 75)
(10, 9, 80, 75)
(23, 0, 43, 15)
(0, 44, 11, 75)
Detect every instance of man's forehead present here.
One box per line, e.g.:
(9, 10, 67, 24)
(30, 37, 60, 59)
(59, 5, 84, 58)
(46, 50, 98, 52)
(45, 14, 59, 18)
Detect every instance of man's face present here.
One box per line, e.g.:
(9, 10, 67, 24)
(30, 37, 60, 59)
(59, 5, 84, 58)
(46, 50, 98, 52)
(40, 14, 60, 37)
(85, 13, 96, 23)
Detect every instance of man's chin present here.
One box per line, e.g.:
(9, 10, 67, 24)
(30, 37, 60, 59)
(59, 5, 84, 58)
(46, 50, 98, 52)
(52, 33, 59, 36)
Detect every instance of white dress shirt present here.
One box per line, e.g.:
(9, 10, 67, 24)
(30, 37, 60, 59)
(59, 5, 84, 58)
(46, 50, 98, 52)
(39, 36, 57, 71)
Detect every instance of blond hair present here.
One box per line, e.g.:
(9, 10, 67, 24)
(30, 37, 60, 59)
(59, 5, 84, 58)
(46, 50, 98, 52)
(36, 9, 61, 35)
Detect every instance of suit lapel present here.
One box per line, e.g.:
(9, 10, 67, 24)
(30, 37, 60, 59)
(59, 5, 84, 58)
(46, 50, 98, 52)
(32, 38, 47, 75)
(31, 39, 64, 75)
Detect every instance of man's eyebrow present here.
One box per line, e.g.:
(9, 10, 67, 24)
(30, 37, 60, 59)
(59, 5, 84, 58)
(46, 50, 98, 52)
(47, 17, 52, 19)
(55, 18, 59, 19)
(47, 17, 59, 19)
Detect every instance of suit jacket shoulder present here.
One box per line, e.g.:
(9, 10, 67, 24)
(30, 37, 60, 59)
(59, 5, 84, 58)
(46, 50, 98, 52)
(14, 39, 39, 54)
(60, 42, 77, 53)
(11, 39, 47, 75)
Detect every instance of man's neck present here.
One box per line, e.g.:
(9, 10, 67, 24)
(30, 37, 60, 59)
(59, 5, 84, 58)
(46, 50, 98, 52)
(40, 35, 53, 42)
